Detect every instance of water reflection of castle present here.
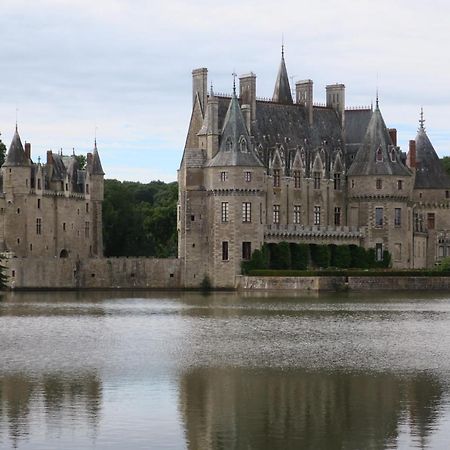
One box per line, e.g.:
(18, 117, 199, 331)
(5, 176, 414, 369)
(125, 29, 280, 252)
(0, 372, 101, 449)
(179, 368, 444, 450)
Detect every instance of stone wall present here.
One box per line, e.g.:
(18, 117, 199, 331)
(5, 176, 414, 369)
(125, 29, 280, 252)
(237, 275, 450, 291)
(5, 257, 182, 290)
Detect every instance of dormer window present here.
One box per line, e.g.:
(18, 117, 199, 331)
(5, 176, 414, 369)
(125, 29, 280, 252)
(239, 137, 247, 153)
(390, 148, 396, 162)
(225, 137, 233, 152)
(376, 147, 383, 162)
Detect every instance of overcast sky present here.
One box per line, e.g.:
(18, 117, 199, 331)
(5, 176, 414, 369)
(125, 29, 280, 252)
(1, 0, 449, 182)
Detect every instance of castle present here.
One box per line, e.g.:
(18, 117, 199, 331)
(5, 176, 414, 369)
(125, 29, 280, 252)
(178, 50, 450, 288)
(0, 127, 104, 261)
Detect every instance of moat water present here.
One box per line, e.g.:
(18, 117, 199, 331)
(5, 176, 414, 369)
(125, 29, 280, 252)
(1, 291, 450, 449)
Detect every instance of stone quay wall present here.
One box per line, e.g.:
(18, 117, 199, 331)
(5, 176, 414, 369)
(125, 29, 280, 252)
(5, 257, 182, 290)
(237, 275, 450, 291)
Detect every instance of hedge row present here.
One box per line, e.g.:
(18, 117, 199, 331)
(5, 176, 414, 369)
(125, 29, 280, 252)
(247, 269, 450, 277)
(242, 243, 391, 274)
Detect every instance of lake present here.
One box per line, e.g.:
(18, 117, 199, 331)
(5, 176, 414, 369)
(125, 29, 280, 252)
(1, 290, 450, 449)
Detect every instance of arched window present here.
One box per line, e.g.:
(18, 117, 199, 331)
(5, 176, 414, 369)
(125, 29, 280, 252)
(239, 137, 247, 153)
(376, 147, 383, 162)
(225, 137, 233, 152)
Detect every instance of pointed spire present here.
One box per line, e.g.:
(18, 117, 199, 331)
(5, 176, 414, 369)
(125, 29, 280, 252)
(375, 88, 379, 110)
(419, 107, 426, 131)
(3, 126, 30, 167)
(91, 140, 104, 175)
(272, 47, 293, 104)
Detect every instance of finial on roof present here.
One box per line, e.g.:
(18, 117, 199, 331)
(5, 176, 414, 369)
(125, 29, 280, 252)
(210, 82, 214, 97)
(375, 88, 379, 109)
(15, 107, 18, 132)
(38, 156, 41, 164)
(72, 147, 75, 155)
(419, 107, 426, 131)
(94, 137, 97, 150)
(232, 71, 237, 95)
(281, 33, 284, 58)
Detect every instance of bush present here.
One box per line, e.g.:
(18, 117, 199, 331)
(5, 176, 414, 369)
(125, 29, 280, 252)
(241, 244, 270, 274)
(349, 245, 370, 269)
(436, 257, 450, 272)
(310, 244, 330, 268)
(330, 245, 351, 269)
(290, 243, 309, 270)
(270, 241, 291, 270)
(200, 274, 212, 291)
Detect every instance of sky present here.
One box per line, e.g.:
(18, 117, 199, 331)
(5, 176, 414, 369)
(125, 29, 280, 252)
(1, 0, 450, 182)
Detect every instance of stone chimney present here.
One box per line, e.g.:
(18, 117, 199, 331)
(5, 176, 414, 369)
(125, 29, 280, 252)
(46, 150, 53, 165)
(239, 73, 256, 125)
(241, 105, 251, 134)
(389, 128, 397, 146)
(407, 140, 416, 168)
(296, 79, 313, 126)
(24, 142, 31, 160)
(326, 83, 345, 128)
(192, 68, 208, 114)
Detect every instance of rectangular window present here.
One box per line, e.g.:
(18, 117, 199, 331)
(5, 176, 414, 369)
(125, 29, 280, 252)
(397, 180, 403, 190)
(293, 205, 301, 224)
(242, 202, 251, 223)
(376, 179, 382, 190)
(62, 222, 66, 231)
(222, 241, 229, 261)
(85, 184, 89, 194)
(334, 207, 341, 226)
(244, 171, 252, 182)
(351, 179, 355, 188)
(394, 208, 401, 226)
(273, 169, 280, 187)
(242, 242, 252, 260)
(36, 218, 42, 235)
(273, 204, 280, 224)
(86, 203, 89, 213)
(37, 199, 41, 209)
(294, 170, 301, 189)
(313, 172, 321, 189)
(334, 173, 341, 190)
(376, 243, 383, 261)
(313, 206, 321, 225)
(375, 207, 383, 227)
(427, 213, 435, 229)
(220, 171, 228, 182)
(446, 190, 450, 199)
(85, 221, 90, 238)
(221, 202, 229, 223)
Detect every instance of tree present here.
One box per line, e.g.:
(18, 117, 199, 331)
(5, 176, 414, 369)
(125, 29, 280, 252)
(75, 154, 86, 170)
(0, 133, 6, 167)
(0, 259, 8, 288)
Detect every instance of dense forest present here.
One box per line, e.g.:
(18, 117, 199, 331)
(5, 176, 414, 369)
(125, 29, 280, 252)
(103, 179, 178, 257)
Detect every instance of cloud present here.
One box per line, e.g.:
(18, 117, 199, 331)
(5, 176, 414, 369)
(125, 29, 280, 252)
(0, 0, 450, 181)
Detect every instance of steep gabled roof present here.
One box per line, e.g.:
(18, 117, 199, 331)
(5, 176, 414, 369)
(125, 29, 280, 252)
(3, 128, 30, 167)
(347, 105, 410, 176)
(414, 126, 450, 189)
(92, 141, 105, 175)
(208, 92, 263, 167)
(272, 49, 293, 104)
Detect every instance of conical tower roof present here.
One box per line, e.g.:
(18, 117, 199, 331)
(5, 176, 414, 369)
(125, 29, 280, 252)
(3, 127, 30, 167)
(272, 47, 293, 104)
(348, 104, 410, 176)
(92, 140, 105, 175)
(414, 115, 450, 189)
(208, 90, 262, 167)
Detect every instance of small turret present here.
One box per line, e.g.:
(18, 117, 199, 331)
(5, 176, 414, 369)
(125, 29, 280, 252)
(3, 127, 30, 167)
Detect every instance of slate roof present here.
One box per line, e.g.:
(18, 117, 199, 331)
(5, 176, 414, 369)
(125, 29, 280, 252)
(92, 144, 105, 175)
(414, 127, 450, 189)
(208, 93, 263, 167)
(347, 106, 411, 177)
(272, 51, 293, 104)
(3, 128, 30, 167)
(345, 109, 372, 145)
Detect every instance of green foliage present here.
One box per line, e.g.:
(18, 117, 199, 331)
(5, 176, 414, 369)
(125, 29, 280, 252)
(349, 245, 370, 269)
(331, 245, 351, 268)
(103, 179, 178, 257)
(270, 241, 291, 269)
(75, 154, 87, 170)
(442, 157, 450, 177)
(290, 243, 309, 270)
(436, 257, 450, 272)
(310, 244, 330, 268)
(0, 259, 8, 289)
(0, 134, 6, 167)
(242, 246, 270, 274)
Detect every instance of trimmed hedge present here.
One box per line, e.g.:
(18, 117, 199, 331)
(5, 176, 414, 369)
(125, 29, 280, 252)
(241, 242, 393, 274)
(248, 269, 450, 277)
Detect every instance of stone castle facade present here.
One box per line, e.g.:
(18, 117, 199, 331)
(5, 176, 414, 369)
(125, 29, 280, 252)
(0, 127, 104, 263)
(178, 50, 450, 288)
